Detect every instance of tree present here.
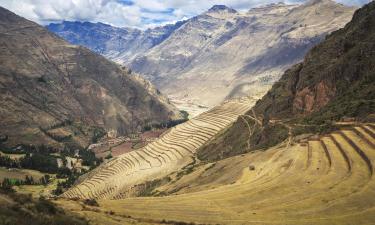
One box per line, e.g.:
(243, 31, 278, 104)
(1, 178, 13, 192)
(105, 152, 113, 160)
(25, 175, 35, 185)
(40, 175, 51, 185)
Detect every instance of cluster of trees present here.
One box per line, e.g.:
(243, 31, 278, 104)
(0, 175, 51, 191)
(0, 153, 84, 178)
(53, 171, 84, 195)
(1, 178, 14, 192)
(1, 146, 101, 173)
(0, 155, 19, 168)
(92, 127, 106, 143)
(79, 149, 103, 167)
(0, 144, 59, 155)
(20, 153, 59, 173)
(143, 118, 189, 131)
(0, 138, 102, 196)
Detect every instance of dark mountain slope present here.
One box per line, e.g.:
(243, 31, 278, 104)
(0, 7, 181, 149)
(198, 1, 375, 161)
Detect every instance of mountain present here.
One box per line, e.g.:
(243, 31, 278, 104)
(130, 0, 356, 108)
(0, 7, 182, 149)
(197, 0, 375, 162)
(46, 20, 186, 63)
(48, 1, 356, 111)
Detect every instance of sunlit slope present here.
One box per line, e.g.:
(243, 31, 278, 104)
(62, 99, 251, 199)
(98, 124, 375, 225)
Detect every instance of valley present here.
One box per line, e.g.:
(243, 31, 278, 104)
(48, 0, 356, 111)
(0, 0, 374, 224)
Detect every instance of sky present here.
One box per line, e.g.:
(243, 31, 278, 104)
(0, 0, 370, 29)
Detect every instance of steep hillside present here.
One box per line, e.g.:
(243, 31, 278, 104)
(198, 1, 375, 162)
(0, 7, 181, 149)
(130, 1, 355, 107)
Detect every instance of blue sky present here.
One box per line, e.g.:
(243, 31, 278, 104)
(0, 0, 370, 29)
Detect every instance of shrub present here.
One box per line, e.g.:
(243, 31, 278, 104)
(35, 196, 57, 214)
(83, 199, 99, 207)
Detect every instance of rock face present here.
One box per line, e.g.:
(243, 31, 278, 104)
(197, 1, 375, 162)
(48, 0, 356, 109)
(46, 20, 186, 64)
(0, 7, 181, 149)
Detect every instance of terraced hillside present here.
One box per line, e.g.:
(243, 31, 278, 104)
(79, 124, 375, 224)
(62, 99, 251, 199)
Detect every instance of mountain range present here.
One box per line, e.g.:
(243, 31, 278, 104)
(0, 6, 181, 149)
(47, 0, 356, 111)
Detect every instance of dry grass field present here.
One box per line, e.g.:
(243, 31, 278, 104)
(57, 124, 375, 225)
(0, 151, 25, 160)
(0, 167, 45, 181)
(15, 177, 63, 197)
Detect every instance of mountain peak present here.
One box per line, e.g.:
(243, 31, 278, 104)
(208, 5, 237, 13)
(305, 0, 335, 6)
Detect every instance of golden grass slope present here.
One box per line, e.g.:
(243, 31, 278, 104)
(62, 99, 252, 200)
(86, 124, 375, 225)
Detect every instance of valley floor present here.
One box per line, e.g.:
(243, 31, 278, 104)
(56, 124, 375, 225)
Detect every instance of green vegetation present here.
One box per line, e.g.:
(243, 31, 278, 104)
(0, 155, 19, 168)
(91, 127, 106, 143)
(79, 148, 102, 167)
(180, 110, 189, 120)
(143, 118, 189, 131)
(53, 172, 82, 195)
(36, 75, 47, 83)
(104, 152, 113, 159)
(20, 153, 59, 173)
(0, 143, 102, 197)
(0, 174, 51, 187)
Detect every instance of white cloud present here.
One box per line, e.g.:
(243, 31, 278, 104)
(0, 0, 370, 29)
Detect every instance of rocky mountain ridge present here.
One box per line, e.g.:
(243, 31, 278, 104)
(47, 20, 186, 64)
(48, 0, 356, 111)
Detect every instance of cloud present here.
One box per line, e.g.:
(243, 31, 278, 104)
(0, 0, 370, 29)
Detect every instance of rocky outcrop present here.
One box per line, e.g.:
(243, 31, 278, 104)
(0, 7, 182, 149)
(293, 81, 336, 114)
